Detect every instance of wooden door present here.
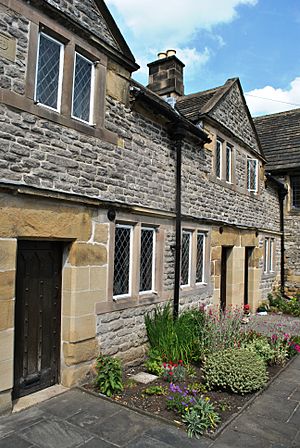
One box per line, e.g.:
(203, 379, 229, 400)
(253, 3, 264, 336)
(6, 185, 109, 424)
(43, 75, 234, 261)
(13, 241, 62, 400)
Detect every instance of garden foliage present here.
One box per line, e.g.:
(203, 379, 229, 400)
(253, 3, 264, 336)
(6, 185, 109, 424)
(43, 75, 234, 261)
(268, 292, 300, 317)
(94, 353, 123, 397)
(203, 348, 268, 394)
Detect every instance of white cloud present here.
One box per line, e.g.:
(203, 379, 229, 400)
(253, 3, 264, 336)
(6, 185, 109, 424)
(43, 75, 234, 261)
(245, 77, 300, 116)
(107, 0, 257, 48)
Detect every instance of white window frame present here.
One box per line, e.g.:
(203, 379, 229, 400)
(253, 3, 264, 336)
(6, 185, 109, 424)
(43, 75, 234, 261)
(216, 139, 223, 179)
(264, 237, 275, 274)
(247, 158, 258, 193)
(139, 227, 156, 294)
(195, 231, 206, 285)
(181, 230, 193, 287)
(34, 32, 64, 112)
(226, 144, 233, 183)
(71, 52, 95, 125)
(113, 224, 133, 300)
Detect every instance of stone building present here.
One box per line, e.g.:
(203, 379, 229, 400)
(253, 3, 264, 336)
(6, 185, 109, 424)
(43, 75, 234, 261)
(0, 0, 281, 413)
(255, 109, 300, 295)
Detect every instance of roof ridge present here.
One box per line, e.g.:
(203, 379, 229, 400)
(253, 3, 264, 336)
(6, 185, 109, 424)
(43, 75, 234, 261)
(254, 107, 300, 121)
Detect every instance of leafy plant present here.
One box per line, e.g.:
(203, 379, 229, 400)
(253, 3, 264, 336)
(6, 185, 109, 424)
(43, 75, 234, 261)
(144, 304, 205, 363)
(166, 384, 197, 415)
(241, 334, 275, 364)
(182, 397, 221, 438)
(162, 360, 186, 383)
(268, 292, 300, 317)
(186, 364, 197, 379)
(94, 353, 123, 397)
(187, 382, 207, 394)
(197, 306, 244, 359)
(144, 349, 164, 376)
(143, 385, 166, 396)
(203, 348, 268, 394)
(217, 399, 231, 412)
(288, 336, 300, 356)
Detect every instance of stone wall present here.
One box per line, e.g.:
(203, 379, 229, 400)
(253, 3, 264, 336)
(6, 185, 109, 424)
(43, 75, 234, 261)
(42, 0, 119, 50)
(0, 3, 29, 95)
(210, 82, 261, 155)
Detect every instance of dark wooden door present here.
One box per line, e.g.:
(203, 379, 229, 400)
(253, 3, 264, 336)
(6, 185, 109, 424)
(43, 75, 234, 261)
(220, 247, 229, 312)
(13, 241, 62, 400)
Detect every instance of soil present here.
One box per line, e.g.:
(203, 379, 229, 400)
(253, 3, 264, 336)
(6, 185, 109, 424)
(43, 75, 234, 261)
(84, 362, 282, 432)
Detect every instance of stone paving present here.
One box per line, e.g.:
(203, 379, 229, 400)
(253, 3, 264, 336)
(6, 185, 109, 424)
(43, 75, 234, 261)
(0, 355, 299, 448)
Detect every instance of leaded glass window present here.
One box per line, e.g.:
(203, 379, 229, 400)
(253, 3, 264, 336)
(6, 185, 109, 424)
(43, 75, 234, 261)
(72, 53, 94, 123)
(113, 225, 132, 297)
(269, 239, 274, 272)
(291, 176, 300, 208)
(247, 158, 258, 192)
(35, 33, 64, 110)
(181, 231, 192, 286)
(140, 228, 155, 292)
(226, 144, 232, 183)
(216, 139, 222, 179)
(196, 232, 205, 283)
(263, 238, 269, 273)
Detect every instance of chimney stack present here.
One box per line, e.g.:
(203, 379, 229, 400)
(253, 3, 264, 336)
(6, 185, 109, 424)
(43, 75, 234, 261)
(147, 50, 185, 98)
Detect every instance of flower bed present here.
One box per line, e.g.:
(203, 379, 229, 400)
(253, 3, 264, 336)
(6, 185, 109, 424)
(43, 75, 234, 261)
(87, 304, 300, 439)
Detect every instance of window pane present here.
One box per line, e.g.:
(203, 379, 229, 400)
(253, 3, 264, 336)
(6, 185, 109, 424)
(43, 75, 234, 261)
(226, 145, 232, 182)
(291, 176, 300, 208)
(113, 226, 131, 296)
(196, 232, 205, 283)
(247, 159, 257, 192)
(216, 140, 222, 178)
(181, 231, 191, 286)
(140, 229, 154, 292)
(269, 239, 274, 272)
(264, 238, 269, 273)
(35, 34, 62, 109)
(72, 54, 93, 122)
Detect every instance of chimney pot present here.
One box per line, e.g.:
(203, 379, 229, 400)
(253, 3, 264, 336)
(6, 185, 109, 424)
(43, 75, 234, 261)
(166, 49, 176, 57)
(157, 52, 167, 60)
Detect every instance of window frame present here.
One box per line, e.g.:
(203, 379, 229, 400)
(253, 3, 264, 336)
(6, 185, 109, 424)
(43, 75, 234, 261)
(34, 31, 65, 113)
(215, 139, 223, 180)
(225, 143, 233, 184)
(247, 158, 258, 193)
(195, 231, 206, 285)
(291, 175, 300, 209)
(181, 230, 193, 287)
(113, 223, 134, 300)
(264, 237, 275, 274)
(139, 227, 156, 294)
(71, 51, 96, 125)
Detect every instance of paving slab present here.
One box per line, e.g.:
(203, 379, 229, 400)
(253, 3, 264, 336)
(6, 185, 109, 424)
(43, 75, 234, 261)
(130, 372, 158, 384)
(19, 418, 92, 448)
(0, 356, 299, 448)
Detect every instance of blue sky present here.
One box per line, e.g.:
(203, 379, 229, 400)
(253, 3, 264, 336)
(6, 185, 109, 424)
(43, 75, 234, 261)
(106, 0, 300, 116)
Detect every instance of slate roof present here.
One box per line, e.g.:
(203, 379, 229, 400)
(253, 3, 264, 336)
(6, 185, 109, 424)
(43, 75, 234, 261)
(254, 108, 300, 172)
(176, 79, 236, 122)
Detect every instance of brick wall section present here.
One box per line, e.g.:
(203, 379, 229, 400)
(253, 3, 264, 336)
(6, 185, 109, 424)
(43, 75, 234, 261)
(285, 213, 300, 293)
(259, 235, 281, 299)
(0, 4, 29, 95)
(43, 0, 119, 50)
(210, 83, 261, 155)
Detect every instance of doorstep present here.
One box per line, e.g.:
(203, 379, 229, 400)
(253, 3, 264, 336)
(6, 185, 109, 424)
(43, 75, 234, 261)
(13, 385, 69, 413)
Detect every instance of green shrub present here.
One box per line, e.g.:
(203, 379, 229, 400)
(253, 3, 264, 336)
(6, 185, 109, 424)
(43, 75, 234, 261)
(94, 354, 123, 397)
(268, 292, 300, 317)
(182, 398, 220, 438)
(144, 349, 164, 376)
(203, 349, 268, 394)
(241, 335, 275, 364)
